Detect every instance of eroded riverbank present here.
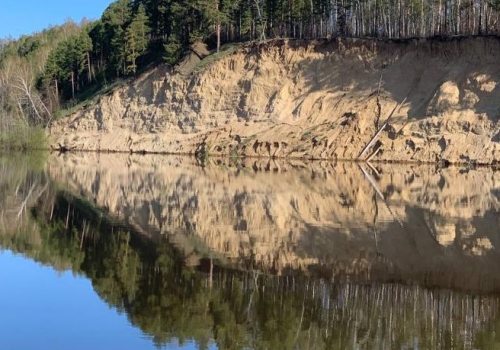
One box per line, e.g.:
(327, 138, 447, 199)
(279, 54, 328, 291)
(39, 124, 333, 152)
(48, 36, 500, 164)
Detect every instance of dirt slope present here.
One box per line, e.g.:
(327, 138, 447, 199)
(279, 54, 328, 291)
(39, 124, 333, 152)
(49, 36, 500, 164)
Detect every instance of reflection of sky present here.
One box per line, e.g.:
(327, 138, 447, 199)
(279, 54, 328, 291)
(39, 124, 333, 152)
(0, 250, 216, 350)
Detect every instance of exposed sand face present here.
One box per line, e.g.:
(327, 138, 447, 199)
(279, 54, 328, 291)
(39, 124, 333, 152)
(49, 37, 500, 164)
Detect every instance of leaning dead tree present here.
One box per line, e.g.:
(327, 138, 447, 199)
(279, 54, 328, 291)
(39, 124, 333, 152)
(253, 0, 267, 41)
(358, 97, 407, 160)
(0, 57, 52, 128)
(11, 69, 52, 127)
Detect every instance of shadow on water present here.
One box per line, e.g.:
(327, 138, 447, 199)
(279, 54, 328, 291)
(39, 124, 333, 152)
(3, 152, 500, 349)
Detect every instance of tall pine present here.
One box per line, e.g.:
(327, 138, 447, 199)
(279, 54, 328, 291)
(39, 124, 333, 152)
(125, 4, 150, 74)
(102, 0, 132, 76)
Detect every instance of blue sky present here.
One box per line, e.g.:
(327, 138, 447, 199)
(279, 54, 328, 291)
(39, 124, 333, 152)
(0, 1, 115, 39)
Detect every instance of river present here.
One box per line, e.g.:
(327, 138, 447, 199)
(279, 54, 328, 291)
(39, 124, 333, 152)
(1, 152, 500, 349)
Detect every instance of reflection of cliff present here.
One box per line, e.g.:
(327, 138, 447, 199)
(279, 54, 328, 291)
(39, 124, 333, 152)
(24, 193, 500, 350)
(3, 154, 500, 349)
(47, 153, 500, 292)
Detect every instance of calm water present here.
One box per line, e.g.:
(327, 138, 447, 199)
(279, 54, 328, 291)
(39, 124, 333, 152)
(2, 152, 500, 349)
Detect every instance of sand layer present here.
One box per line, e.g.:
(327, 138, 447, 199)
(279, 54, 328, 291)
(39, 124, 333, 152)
(49, 36, 500, 164)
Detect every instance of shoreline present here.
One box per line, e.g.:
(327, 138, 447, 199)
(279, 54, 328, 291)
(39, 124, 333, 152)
(45, 146, 500, 168)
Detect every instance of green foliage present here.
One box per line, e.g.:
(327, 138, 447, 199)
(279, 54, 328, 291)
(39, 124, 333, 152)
(0, 21, 82, 129)
(43, 30, 93, 99)
(16, 35, 41, 57)
(238, 6, 253, 39)
(125, 4, 150, 74)
(103, 0, 133, 75)
(164, 34, 182, 64)
(193, 42, 242, 72)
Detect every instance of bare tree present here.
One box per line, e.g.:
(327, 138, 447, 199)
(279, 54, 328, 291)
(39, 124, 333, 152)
(253, 0, 267, 41)
(2, 58, 51, 127)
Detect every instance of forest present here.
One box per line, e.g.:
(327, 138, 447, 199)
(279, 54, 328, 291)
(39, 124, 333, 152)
(1, 0, 500, 148)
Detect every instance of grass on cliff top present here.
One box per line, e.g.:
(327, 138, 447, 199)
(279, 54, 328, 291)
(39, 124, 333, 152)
(55, 78, 128, 120)
(55, 59, 161, 120)
(193, 42, 244, 73)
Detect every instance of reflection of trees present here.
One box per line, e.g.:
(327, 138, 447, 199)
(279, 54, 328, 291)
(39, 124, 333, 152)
(0, 154, 62, 267)
(24, 190, 500, 349)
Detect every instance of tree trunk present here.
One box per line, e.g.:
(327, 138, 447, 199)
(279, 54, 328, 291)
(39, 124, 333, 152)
(254, 0, 267, 41)
(71, 71, 75, 99)
(217, 21, 221, 52)
(310, 0, 315, 37)
(87, 52, 92, 82)
(216, 2, 221, 52)
(478, 0, 483, 34)
(54, 79, 59, 105)
(444, 0, 448, 34)
(420, 0, 424, 37)
(438, 0, 442, 34)
(331, 0, 337, 35)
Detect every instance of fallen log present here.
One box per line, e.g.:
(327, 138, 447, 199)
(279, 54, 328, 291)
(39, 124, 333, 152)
(357, 97, 407, 160)
(51, 143, 77, 153)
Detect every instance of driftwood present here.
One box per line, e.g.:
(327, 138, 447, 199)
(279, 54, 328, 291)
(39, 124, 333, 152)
(366, 144, 383, 163)
(358, 97, 407, 160)
(375, 73, 383, 128)
(51, 143, 77, 153)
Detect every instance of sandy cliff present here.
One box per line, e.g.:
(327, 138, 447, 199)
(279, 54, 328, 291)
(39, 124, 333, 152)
(48, 36, 500, 164)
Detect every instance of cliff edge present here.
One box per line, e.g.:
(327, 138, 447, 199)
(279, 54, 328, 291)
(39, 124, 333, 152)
(48, 36, 500, 164)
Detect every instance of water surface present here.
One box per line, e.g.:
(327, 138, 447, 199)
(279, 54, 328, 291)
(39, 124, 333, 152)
(2, 153, 500, 349)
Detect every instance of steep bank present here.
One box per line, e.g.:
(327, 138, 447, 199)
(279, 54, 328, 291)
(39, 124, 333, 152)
(49, 36, 500, 164)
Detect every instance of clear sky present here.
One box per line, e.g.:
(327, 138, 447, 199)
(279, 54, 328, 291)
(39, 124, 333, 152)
(0, 1, 116, 39)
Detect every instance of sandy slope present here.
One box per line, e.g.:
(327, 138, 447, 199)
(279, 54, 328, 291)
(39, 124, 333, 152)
(49, 36, 500, 164)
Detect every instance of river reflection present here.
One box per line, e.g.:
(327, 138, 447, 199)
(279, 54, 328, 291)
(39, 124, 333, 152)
(2, 153, 500, 349)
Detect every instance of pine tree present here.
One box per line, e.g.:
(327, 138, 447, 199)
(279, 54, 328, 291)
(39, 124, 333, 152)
(193, 0, 241, 52)
(102, 0, 132, 76)
(76, 31, 93, 82)
(125, 4, 150, 74)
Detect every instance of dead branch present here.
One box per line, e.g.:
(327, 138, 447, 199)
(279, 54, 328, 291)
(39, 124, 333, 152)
(357, 96, 407, 160)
